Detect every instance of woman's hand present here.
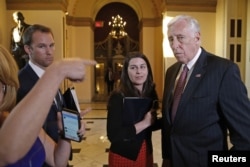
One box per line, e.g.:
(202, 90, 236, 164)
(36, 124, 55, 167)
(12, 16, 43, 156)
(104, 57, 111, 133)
(143, 110, 156, 127)
(135, 110, 156, 134)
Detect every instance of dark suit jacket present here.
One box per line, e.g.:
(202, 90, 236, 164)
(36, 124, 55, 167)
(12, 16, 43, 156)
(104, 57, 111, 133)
(161, 48, 250, 167)
(17, 64, 60, 142)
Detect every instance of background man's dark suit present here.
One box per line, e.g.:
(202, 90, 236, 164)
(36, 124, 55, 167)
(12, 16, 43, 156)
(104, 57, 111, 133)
(17, 63, 60, 142)
(161, 48, 250, 167)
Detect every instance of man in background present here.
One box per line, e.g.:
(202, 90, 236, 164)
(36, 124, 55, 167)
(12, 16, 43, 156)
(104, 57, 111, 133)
(105, 67, 114, 95)
(16, 24, 71, 167)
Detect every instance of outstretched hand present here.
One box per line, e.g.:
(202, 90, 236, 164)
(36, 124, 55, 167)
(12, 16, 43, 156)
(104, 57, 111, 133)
(65, 59, 96, 82)
(51, 58, 97, 83)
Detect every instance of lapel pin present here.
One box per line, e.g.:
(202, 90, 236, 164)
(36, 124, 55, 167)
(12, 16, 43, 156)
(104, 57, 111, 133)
(195, 74, 201, 77)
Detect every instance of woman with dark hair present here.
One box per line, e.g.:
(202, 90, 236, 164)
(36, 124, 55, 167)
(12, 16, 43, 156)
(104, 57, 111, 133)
(107, 52, 159, 166)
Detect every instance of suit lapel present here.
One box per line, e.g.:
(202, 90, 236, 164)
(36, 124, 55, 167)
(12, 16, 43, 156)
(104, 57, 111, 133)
(27, 64, 40, 81)
(173, 49, 208, 124)
(163, 63, 182, 124)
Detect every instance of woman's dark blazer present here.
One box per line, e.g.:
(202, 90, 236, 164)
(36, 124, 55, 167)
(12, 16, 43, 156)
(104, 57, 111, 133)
(107, 92, 154, 161)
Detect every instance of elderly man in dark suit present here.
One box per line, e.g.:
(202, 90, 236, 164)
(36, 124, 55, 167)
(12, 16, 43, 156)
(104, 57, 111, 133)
(161, 15, 250, 167)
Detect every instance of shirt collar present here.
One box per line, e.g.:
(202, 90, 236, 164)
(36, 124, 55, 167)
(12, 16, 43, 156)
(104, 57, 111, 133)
(186, 47, 201, 70)
(28, 60, 45, 78)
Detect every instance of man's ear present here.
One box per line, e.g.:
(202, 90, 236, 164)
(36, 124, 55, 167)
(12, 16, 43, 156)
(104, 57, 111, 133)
(24, 45, 30, 55)
(195, 37, 200, 42)
(195, 32, 200, 41)
(194, 32, 201, 45)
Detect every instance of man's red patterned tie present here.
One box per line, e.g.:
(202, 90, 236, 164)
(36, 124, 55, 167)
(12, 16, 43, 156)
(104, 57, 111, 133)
(171, 65, 189, 122)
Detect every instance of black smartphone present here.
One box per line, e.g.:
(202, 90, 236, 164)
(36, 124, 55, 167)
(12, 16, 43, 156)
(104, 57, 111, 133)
(61, 108, 82, 142)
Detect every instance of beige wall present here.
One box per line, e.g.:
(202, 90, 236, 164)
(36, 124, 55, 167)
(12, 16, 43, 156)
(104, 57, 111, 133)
(216, 0, 226, 57)
(6, 10, 65, 61)
(0, 1, 8, 47)
(141, 26, 164, 99)
(67, 26, 95, 103)
(215, 0, 250, 94)
(142, 27, 155, 69)
(154, 26, 164, 98)
(166, 12, 216, 53)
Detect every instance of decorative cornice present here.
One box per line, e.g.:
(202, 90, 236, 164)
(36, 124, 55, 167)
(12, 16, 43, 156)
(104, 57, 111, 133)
(6, 0, 68, 11)
(151, 0, 166, 17)
(140, 17, 162, 28)
(66, 16, 162, 30)
(165, 4, 216, 12)
(66, 15, 93, 27)
(165, 0, 217, 12)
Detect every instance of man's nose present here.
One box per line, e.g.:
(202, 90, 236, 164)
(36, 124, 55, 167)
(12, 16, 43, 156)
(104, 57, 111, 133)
(170, 39, 179, 50)
(46, 46, 54, 53)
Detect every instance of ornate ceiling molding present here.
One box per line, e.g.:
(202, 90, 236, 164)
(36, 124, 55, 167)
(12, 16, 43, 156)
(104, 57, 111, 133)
(165, 0, 217, 12)
(151, 0, 166, 17)
(66, 15, 93, 27)
(141, 17, 162, 28)
(6, 0, 68, 11)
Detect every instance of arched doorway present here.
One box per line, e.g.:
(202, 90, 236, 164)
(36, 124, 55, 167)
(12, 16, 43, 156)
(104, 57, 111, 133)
(93, 2, 139, 101)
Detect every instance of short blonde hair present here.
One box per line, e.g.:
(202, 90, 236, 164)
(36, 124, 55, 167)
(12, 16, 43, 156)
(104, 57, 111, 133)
(0, 45, 19, 112)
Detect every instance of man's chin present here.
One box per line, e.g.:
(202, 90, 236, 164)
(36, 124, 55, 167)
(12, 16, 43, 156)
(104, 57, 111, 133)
(176, 57, 187, 64)
(46, 61, 53, 67)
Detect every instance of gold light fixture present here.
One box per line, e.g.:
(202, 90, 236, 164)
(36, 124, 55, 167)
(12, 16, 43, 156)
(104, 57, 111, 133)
(109, 15, 127, 39)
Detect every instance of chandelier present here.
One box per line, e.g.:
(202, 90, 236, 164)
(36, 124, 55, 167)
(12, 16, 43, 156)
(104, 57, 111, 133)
(109, 15, 127, 39)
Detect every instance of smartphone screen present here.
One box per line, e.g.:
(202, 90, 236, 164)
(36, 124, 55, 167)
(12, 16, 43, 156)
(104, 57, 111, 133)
(61, 108, 81, 142)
